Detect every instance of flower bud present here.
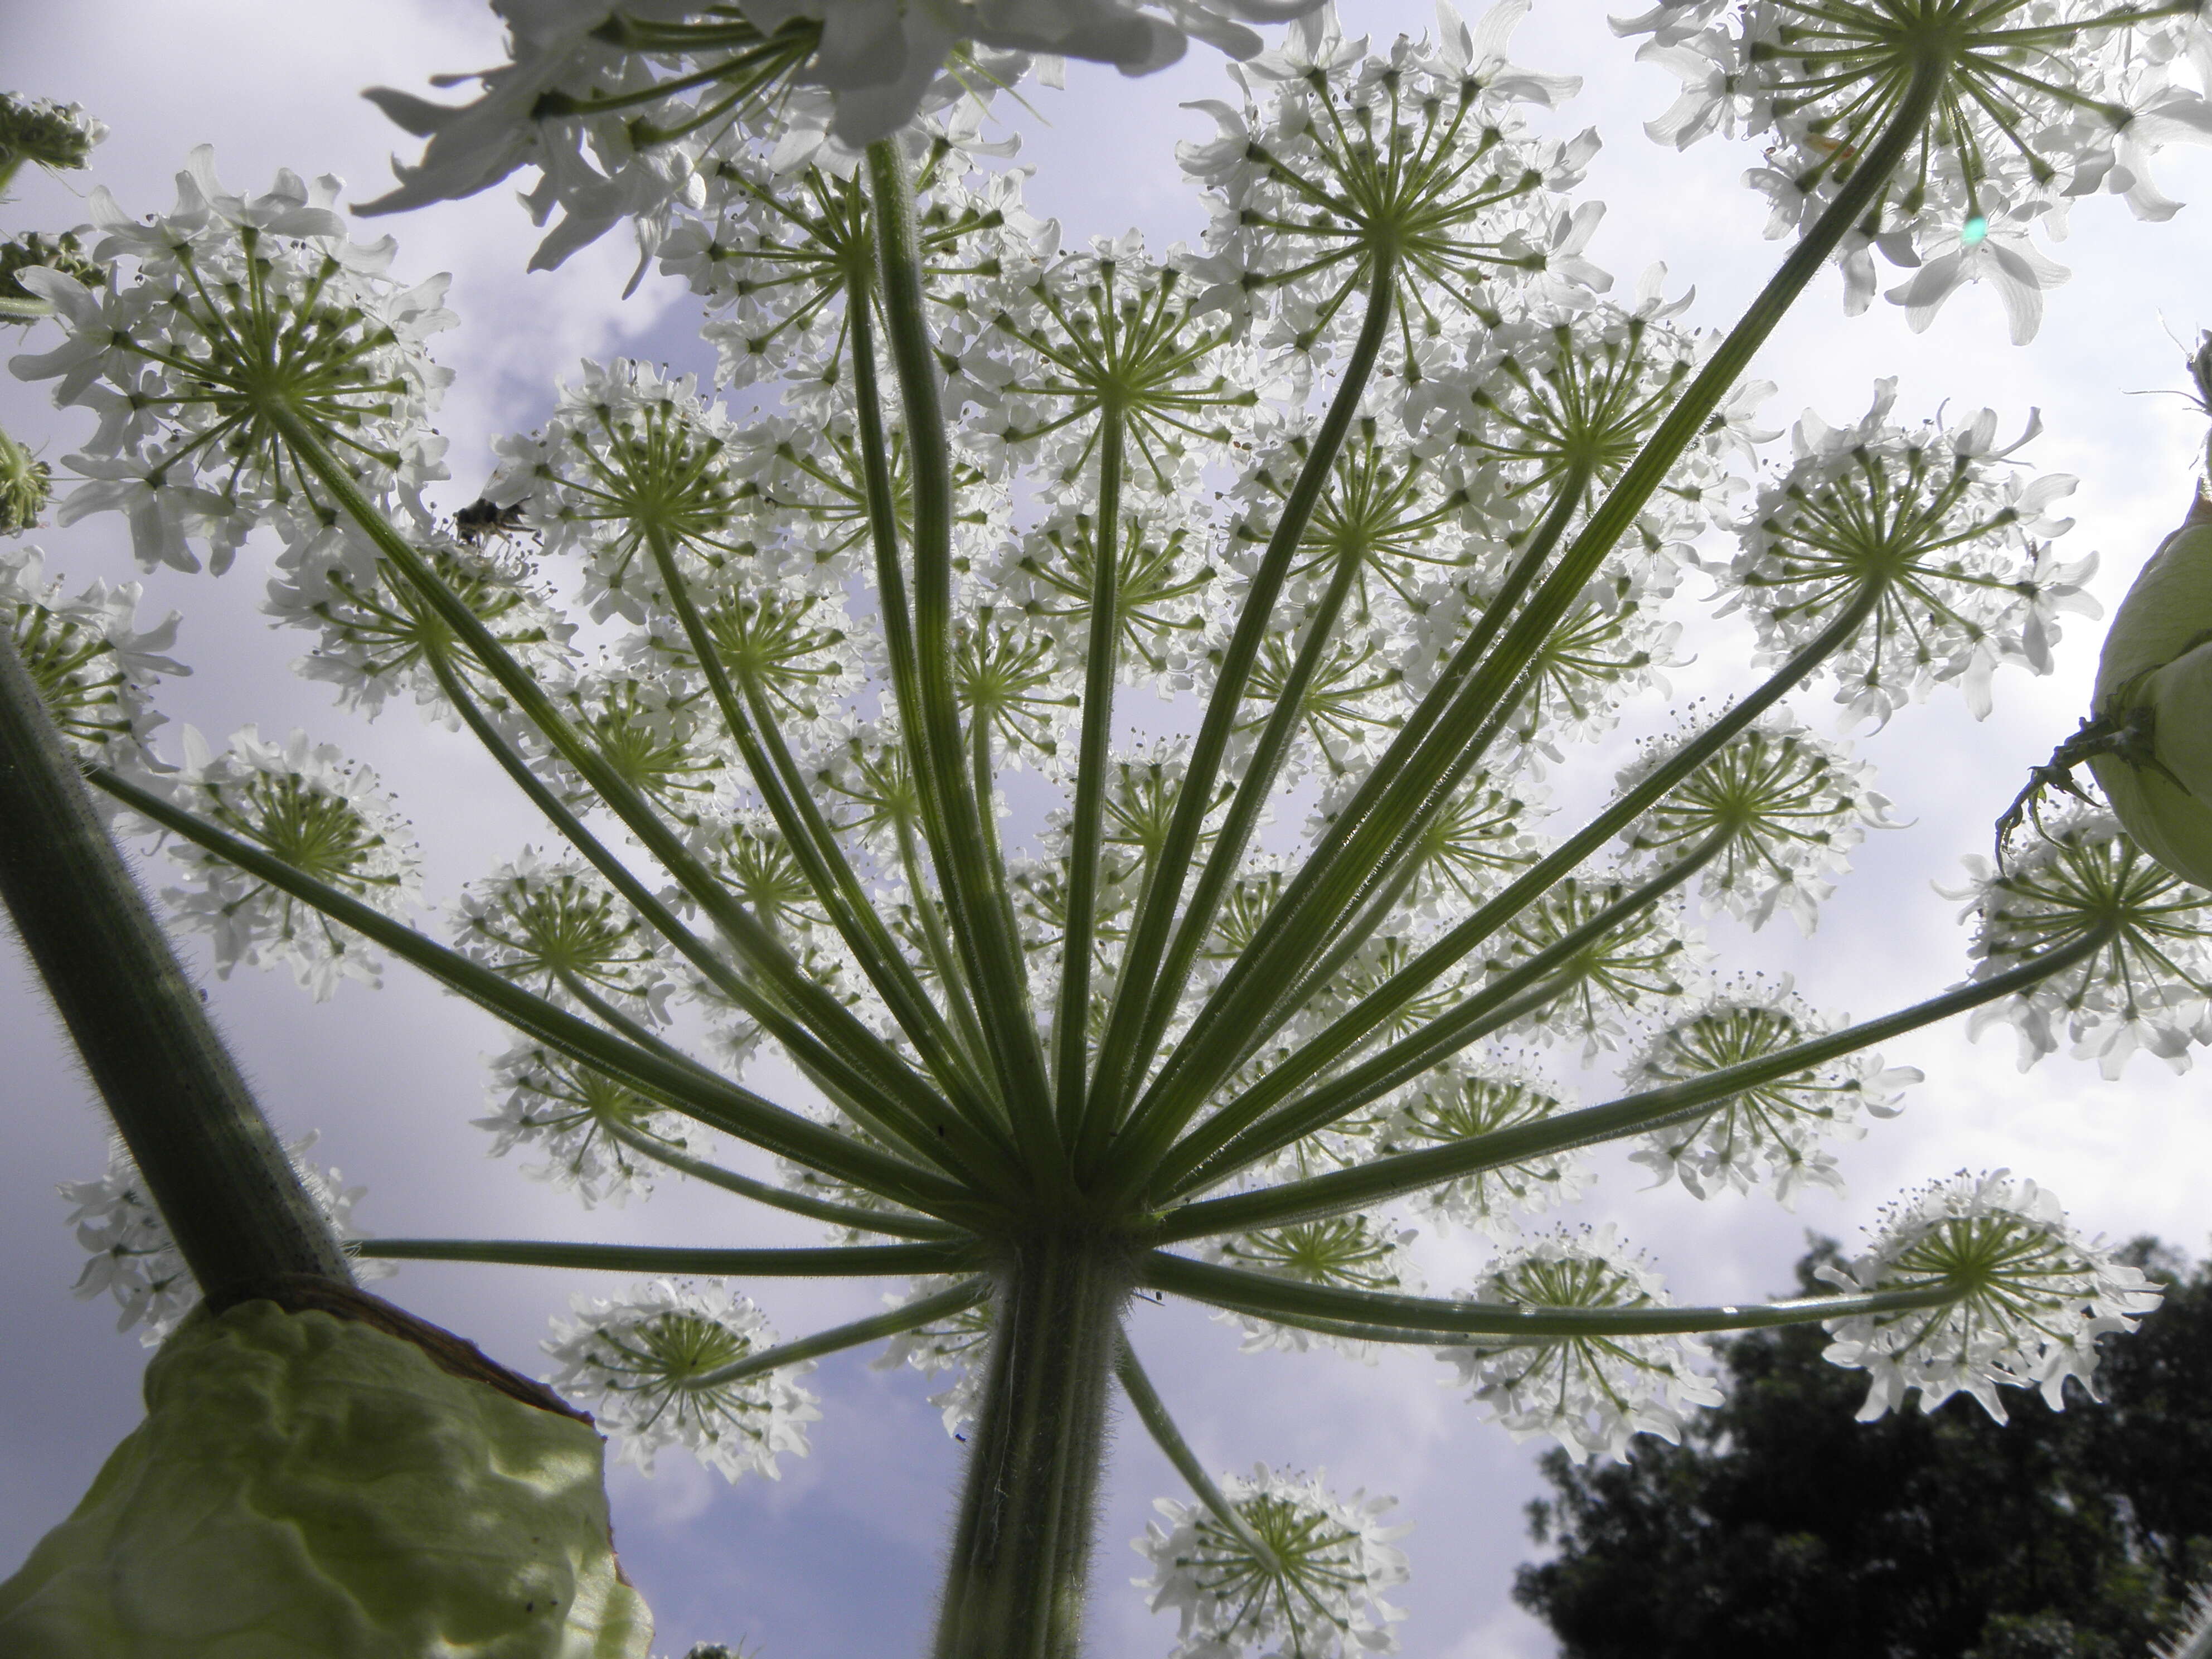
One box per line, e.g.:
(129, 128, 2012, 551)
(0, 1298, 653, 1657)
(2087, 509, 2212, 886)
(0, 425, 48, 535)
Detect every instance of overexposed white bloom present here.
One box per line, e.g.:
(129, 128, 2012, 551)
(162, 725, 423, 998)
(1819, 1169, 2161, 1422)
(1615, 0, 2212, 338)
(1949, 810, 2212, 1077)
(1438, 1225, 1722, 1463)
(1726, 382, 2092, 725)
(546, 1277, 820, 1481)
(1626, 976, 1918, 1206)
(1134, 1464, 1410, 1658)
(12, 151, 453, 574)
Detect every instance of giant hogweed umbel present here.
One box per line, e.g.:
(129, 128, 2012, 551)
(8, 1, 2212, 1652)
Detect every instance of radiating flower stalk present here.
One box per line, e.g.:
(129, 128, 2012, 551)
(10, 0, 2212, 1652)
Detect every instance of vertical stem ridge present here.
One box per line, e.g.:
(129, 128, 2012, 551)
(933, 1234, 1131, 1659)
(1056, 409, 1126, 1133)
(866, 137, 1062, 1182)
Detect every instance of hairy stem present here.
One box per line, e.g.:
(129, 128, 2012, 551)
(933, 1231, 1132, 1659)
(0, 628, 353, 1303)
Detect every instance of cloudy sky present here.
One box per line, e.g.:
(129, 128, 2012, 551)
(9, 3, 2212, 1655)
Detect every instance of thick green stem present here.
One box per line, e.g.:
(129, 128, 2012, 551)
(604, 1121, 961, 1241)
(359, 1239, 981, 1275)
(1188, 467, 1592, 1081)
(933, 1231, 1133, 1659)
(1160, 831, 1730, 1196)
(865, 138, 1059, 1176)
(266, 409, 1026, 1199)
(1079, 257, 1399, 1173)
(1143, 1250, 1961, 1338)
(1112, 582, 1882, 1206)
(1171, 57, 1949, 1080)
(1054, 407, 1126, 1133)
(639, 521, 998, 1126)
(0, 628, 353, 1304)
(1152, 923, 2116, 1241)
(89, 760, 977, 1220)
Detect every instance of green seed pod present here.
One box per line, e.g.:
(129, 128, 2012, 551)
(0, 1298, 654, 1658)
(2088, 512, 2212, 887)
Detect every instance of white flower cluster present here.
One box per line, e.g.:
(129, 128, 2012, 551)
(264, 508, 580, 722)
(1177, 2, 1597, 340)
(1202, 1215, 1420, 1359)
(360, 0, 1323, 288)
(545, 1277, 821, 1481)
(874, 1276, 995, 1436)
(1, 541, 185, 769)
(455, 847, 673, 1018)
(1619, 711, 1891, 933)
(8, 149, 454, 576)
(59, 1132, 384, 1346)
(160, 725, 424, 1000)
(1626, 975, 1919, 1207)
(1726, 380, 2093, 726)
(1380, 1061, 1590, 1238)
(1438, 1225, 1723, 1463)
(1616, 0, 2212, 339)
(1949, 809, 2212, 1078)
(0, 91, 108, 177)
(1819, 1169, 2162, 1423)
(474, 1041, 691, 1209)
(1133, 1464, 1410, 1658)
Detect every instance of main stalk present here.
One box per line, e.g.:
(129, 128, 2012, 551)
(932, 1228, 1133, 1658)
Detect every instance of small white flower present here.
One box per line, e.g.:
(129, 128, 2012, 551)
(60, 1132, 386, 1346)
(1133, 1464, 1410, 1658)
(161, 725, 423, 1000)
(1625, 975, 1918, 1207)
(1437, 1225, 1723, 1463)
(546, 1278, 821, 1481)
(1947, 810, 2212, 1078)
(875, 1276, 995, 1436)
(1819, 1170, 2162, 1423)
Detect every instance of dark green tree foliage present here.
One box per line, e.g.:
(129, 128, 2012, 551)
(1514, 1241, 2212, 1659)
